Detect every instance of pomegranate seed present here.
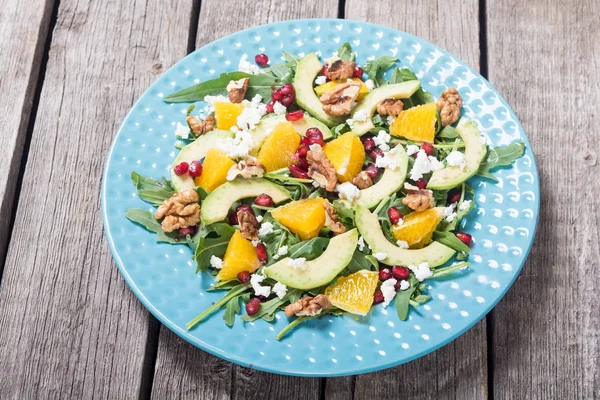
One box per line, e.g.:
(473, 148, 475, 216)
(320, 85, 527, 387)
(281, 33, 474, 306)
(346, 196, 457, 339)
(387, 207, 403, 225)
(365, 165, 380, 179)
(256, 243, 268, 264)
(279, 83, 295, 96)
(297, 143, 310, 159)
(369, 148, 384, 161)
(392, 266, 410, 281)
(271, 90, 284, 102)
(236, 204, 254, 215)
(447, 190, 461, 204)
(295, 157, 310, 171)
(285, 110, 304, 121)
(254, 194, 274, 207)
(188, 160, 203, 177)
(255, 295, 269, 302)
(373, 290, 385, 305)
(289, 164, 309, 179)
(266, 100, 275, 113)
(255, 53, 269, 67)
(322, 65, 330, 79)
(178, 225, 197, 237)
(363, 137, 375, 152)
(300, 136, 309, 145)
(379, 268, 393, 281)
(280, 94, 295, 108)
(415, 178, 427, 189)
(421, 142, 435, 157)
(173, 161, 189, 176)
(245, 298, 261, 316)
(305, 128, 325, 146)
(456, 232, 473, 246)
(237, 271, 250, 283)
(353, 66, 364, 78)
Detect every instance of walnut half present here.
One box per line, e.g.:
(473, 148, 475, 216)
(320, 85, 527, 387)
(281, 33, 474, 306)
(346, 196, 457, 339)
(284, 295, 332, 317)
(323, 202, 347, 235)
(226, 159, 266, 181)
(402, 183, 434, 212)
(227, 77, 249, 103)
(319, 81, 361, 117)
(327, 60, 356, 81)
(351, 171, 373, 189)
(237, 208, 259, 240)
(436, 88, 462, 126)
(376, 98, 403, 117)
(155, 190, 201, 232)
(306, 149, 337, 191)
(186, 115, 215, 137)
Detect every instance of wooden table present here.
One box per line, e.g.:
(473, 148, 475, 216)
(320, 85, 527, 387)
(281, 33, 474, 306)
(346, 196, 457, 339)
(0, 0, 598, 398)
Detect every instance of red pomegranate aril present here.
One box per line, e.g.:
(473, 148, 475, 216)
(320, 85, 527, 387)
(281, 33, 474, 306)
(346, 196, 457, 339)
(363, 137, 375, 152)
(322, 65, 330, 79)
(300, 136, 310, 145)
(414, 178, 427, 189)
(236, 204, 254, 215)
(447, 190, 461, 204)
(297, 143, 310, 159)
(289, 164, 310, 179)
(392, 266, 410, 281)
(296, 157, 310, 171)
(173, 161, 189, 176)
(369, 148, 384, 161)
(245, 298, 261, 316)
(178, 225, 197, 237)
(271, 89, 284, 102)
(254, 193, 274, 207)
(255, 53, 269, 67)
(237, 271, 251, 283)
(379, 268, 393, 281)
(456, 232, 473, 246)
(421, 142, 435, 157)
(353, 66, 364, 78)
(256, 243, 268, 264)
(285, 110, 304, 121)
(279, 83, 295, 96)
(387, 207, 403, 225)
(373, 290, 385, 305)
(266, 100, 275, 113)
(280, 94, 295, 108)
(365, 164, 380, 179)
(188, 160, 203, 177)
(306, 128, 325, 146)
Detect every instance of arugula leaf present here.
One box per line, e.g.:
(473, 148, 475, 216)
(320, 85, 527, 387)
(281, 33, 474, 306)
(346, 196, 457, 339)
(195, 223, 236, 272)
(131, 172, 175, 206)
(433, 231, 471, 253)
(347, 250, 379, 273)
(261, 63, 294, 83)
(125, 208, 182, 244)
(432, 261, 470, 278)
(477, 142, 525, 181)
(241, 289, 302, 322)
(337, 43, 354, 61)
(437, 125, 459, 140)
(331, 122, 351, 137)
(395, 284, 417, 321)
(363, 55, 398, 84)
(222, 292, 250, 327)
(332, 200, 355, 225)
(186, 282, 251, 330)
(282, 51, 300, 66)
(286, 238, 330, 260)
(388, 67, 434, 106)
(275, 309, 342, 340)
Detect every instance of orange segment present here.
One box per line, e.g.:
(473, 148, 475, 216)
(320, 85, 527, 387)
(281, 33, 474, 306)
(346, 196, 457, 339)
(389, 103, 438, 142)
(194, 148, 236, 191)
(323, 132, 366, 182)
(214, 101, 245, 130)
(256, 122, 301, 172)
(216, 230, 260, 281)
(271, 197, 327, 240)
(314, 78, 369, 100)
(392, 207, 444, 248)
(324, 271, 379, 315)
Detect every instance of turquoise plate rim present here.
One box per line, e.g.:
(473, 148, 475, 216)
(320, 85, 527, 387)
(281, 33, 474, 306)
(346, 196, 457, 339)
(101, 18, 540, 377)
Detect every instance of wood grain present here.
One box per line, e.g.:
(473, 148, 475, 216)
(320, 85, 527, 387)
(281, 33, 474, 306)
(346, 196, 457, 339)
(0, 0, 193, 398)
(486, 0, 600, 398)
(150, 1, 337, 399)
(0, 0, 55, 272)
(324, 1, 488, 399)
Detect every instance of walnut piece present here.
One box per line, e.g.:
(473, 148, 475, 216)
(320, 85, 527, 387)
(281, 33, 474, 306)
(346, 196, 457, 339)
(352, 171, 373, 189)
(436, 88, 462, 126)
(376, 98, 404, 117)
(402, 183, 435, 212)
(186, 115, 215, 137)
(237, 208, 259, 240)
(226, 158, 265, 181)
(155, 190, 200, 232)
(306, 149, 337, 191)
(319, 82, 361, 116)
(323, 202, 347, 235)
(284, 295, 332, 317)
(327, 60, 356, 81)
(227, 77, 249, 103)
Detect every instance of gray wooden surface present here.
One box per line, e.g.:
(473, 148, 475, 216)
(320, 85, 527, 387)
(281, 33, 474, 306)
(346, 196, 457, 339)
(0, 0, 598, 399)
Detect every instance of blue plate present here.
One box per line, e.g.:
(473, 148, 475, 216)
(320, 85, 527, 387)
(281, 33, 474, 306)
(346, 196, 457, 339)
(102, 19, 539, 376)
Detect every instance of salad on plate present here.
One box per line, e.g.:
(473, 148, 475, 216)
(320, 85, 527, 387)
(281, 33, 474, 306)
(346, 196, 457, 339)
(125, 43, 525, 340)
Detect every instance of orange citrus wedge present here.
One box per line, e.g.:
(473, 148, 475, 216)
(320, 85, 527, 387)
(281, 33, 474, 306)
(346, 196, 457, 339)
(324, 270, 379, 315)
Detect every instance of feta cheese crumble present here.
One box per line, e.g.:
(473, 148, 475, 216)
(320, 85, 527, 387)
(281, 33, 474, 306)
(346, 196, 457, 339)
(216, 130, 254, 158)
(364, 79, 375, 91)
(373, 130, 391, 151)
(315, 75, 327, 85)
(209, 255, 223, 269)
(273, 101, 287, 115)
(443, 203, 457, 222)
(386, 115, 395, 125)
(255, 215, 263, 223)
(226, 78, 246, 91)
(409, 149, 444, 180)
(272, 282, 288, 299)
(174, 122, 190, 139)
(375, 152, 399, 170)
(357, 236, 366, 251)
(277, 246, 289, 257)
(336, 182, 361, 202)
(446, 150, 467, 170)
(405, 144, 420, 156)
(236, 102, 267, 131)
(398, 280, 410, 290)
(380, 279, 397, 307)
(258, 222, 274, 237)
(396, 240, 409, 249)
(288, 258, 307, 271)
(409, 262, 433, 282)
(347, 109, 368, 126)
(373, 252, 388, 261)
(238, 54, 260, 74)
(251, 239, 261, 247)
(250, 273, 271, 297)
(459, 200, 472, 211)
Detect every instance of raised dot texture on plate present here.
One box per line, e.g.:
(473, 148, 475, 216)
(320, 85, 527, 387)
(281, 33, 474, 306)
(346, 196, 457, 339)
(102, 19, 539, 377)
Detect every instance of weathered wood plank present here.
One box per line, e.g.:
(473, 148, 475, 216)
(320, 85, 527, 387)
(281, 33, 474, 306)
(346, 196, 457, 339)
(150, 1, 337, 399)
(0, 0, 55, 271)
(324, 1, 488, 399)
(486, 1, 600, 398)
(0, 1, 193, 398)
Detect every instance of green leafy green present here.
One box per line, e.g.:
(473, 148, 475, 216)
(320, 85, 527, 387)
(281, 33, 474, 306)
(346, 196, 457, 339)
(124, 208, 183, 244)
(363, 55, 398, 85)
(437, 125, 459, 140)
(477, 142, 525, 181)
(433, 231, 471, 253)
(186, 282, 251, 330)
(282, 51, 300, 66)
(432, 261, 470, 278)
(241, 289, 303, 322)
(261, 63, 294, 83)
(195, 223, 236, 272)
(223, 292, 251, 327)
(388, 67, 434, 106)
(286, 238, 330, 260)
(346, 250, 379, 273)
(130, 172, 175, 206)
(395, 284, 417, 321)
(275, 309, 342, 340)
(337, 43, 354, 61)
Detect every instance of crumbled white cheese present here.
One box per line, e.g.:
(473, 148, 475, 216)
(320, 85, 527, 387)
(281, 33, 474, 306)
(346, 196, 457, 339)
(236, 102, 267, 131)
(445, 212, 457, 222)
(315, 75, 327, 85)
(277, 246, 288, 257)
(272, 282, 288, 299)
(226, 78, 246, 91)
(288, 258, 307, 271)
(395, 218, 404, 227)
(238, 54, 260, 74)
(347, 109, 368, 126)
(250, 273, 271, 297)
(396, 240, 409, 249)
(380, 279, 397, 307)
(273, 101, 287, 115)
(203, 94, 230, 113)
(364, 79, 375, 91)
(174, 122, 190, 139)
(357, 236, 365, 251)
(251, 239, 261, 247)
(373, 252, 387, 261)
(258, 222, 274, 237)
(443, 203, 457, 222)
(309, 143, 322, 152)
(409, 262, 433, 282)
(446, 150, 467, 170)
(459, 200, 472, 211)
(375, 153, 398, 170)
(255, 215, 263, 223)
(336, 182, 361, 202)
(406, 144, 420, 156)
(373, 130, 391, 151)
(399, 280, 410, 290)
(386, 115, 395, 125)
(209, 255, 223, 269)
(216, 130, 254, 159)
(409, 149, 444, 180)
